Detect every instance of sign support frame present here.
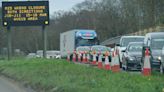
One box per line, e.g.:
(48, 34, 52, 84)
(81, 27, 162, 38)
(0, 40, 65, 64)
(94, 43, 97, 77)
(42, 26, 47, 58)
(2, 1, 49, 60)
(7, 26, 12, 61)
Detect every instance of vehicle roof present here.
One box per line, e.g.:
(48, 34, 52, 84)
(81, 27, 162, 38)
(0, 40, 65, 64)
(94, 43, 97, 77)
(146, 32, 164, 37)
(128, 42, 143, 45)
(75, 29, 96, 32)
(121, 36, 144, 39)
(91, 45, 106, 48)
(77, 46, 90, 48)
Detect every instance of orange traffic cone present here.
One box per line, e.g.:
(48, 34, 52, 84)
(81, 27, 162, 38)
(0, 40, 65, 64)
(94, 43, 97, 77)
(82, 51, 87, 63)
(111, 51, 115, 70)
(78, 51, 81, 62)
(67, 51, 70, 62)
(73, 50, 76, 62)
(111, 48, 120, 72)
(91, 51, 97, 65)
(104, 51, 111, 70)
(98, 51, 103, 69)
(86, 52, 90, 63)
(142, 48, 151, 76)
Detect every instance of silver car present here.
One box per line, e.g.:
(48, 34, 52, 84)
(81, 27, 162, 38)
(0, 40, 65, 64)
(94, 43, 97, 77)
(90, 45, 111, 61)
(76, 46, 90, 54)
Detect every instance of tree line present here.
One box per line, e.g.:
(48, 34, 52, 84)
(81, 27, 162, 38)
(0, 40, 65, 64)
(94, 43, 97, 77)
(0, 0, 163, 55)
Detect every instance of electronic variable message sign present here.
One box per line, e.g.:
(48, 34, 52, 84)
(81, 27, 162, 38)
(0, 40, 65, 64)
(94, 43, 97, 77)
(2, 1, 49, 26)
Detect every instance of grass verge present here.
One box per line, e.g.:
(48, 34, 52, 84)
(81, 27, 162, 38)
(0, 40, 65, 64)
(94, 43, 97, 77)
(0, 58, 164, 92)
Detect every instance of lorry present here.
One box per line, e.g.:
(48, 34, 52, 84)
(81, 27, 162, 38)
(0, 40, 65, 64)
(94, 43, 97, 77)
(60, 29, 99, 58)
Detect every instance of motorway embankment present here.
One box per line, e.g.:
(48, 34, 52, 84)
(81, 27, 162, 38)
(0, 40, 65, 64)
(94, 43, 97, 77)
(0, 58, 164, 92)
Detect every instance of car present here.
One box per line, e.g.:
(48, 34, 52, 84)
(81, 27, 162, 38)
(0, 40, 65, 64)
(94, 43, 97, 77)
(122, 42, 143, 71)
(90, 45, 111, 61)
(27, 53, 37, 59)
(118, 36, 144, 67)
(76, 46, 90, 54)
(141, 32, 164, 72)
(55, 54, 61, 59)
(76, 46, 91, 60)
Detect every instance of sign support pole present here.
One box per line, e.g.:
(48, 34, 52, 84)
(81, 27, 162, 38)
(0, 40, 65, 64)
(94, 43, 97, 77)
(7, 26, 12, 61)
(42, 26, 47, 58)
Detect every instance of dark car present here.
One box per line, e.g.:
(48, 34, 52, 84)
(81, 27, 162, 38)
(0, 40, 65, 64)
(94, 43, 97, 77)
(141, 32, 164, 72)
(122, 42, 143, 71)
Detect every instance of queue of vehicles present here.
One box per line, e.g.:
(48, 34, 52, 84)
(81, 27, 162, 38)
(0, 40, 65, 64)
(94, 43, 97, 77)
(117, 32, 164, 73)
(60, 29, 111, 62)
(60, 29, 164, 73)
(27, 29, 164, 74)
(141, 32, 164, 72)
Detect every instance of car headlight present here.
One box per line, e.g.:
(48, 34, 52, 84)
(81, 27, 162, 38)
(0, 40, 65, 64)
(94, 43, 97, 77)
(158, 56, 161, 61)
(129, 57, 135, 61)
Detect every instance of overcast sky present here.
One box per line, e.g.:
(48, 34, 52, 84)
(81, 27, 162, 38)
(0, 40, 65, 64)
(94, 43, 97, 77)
(50, 0, 85, 14)
(1, 0, 85, 15)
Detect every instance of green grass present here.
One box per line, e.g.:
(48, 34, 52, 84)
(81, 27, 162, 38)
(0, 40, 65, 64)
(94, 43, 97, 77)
(0, 58, 164, 92)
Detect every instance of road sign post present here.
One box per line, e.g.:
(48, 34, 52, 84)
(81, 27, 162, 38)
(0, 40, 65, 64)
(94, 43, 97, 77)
(7, 27, 12, 60)
(42, 26, 47, 58)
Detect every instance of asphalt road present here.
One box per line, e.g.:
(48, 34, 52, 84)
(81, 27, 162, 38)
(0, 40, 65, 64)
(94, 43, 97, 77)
(0, 76, 33, 92)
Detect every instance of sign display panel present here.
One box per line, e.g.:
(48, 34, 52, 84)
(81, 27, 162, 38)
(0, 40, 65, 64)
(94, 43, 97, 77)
(2, 1, 49, 26)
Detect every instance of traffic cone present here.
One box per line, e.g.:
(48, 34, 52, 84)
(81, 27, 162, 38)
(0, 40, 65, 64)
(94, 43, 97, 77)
(98, 51, 103, 69)
(67, 51, 70, 62)
(91, 51, 97, 65)
(111, 51, 115, 70)
(114, 48, 120, 72)
(86, 52, 90, 63)
(142, 48, 151, 76)
(72, 50, 76, 62)
(111, 48, 120, 72)
(78, 51, 81, 62)
(82, 51, 87, 63)
(104, 51, 111, 70)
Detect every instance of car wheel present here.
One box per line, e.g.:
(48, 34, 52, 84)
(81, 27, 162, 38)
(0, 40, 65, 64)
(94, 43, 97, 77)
(122, 66, 125, 71)
(140, 57, 145, 72)
(120, 62, 122, 68)
(125, 62, 129, 71)
(121, 57, 126, 71)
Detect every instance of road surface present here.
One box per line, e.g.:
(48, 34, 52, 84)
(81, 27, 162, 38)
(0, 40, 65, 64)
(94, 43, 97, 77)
(0, 76, 34, 92)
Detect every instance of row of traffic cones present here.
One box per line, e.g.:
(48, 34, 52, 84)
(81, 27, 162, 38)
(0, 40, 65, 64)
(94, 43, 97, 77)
(67, 49, 120, 72)
(67, 50, 90, 63)
(67, 47, 152, 76)
(92, 49, 120, 72)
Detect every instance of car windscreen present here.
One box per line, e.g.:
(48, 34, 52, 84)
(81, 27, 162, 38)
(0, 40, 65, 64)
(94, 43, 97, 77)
(77, 47, 90, 52)
(76, 38, 98, 46)
(92, 46, 108, 52)
(151, 38, 164, 50)
(128, 44, 143, 52)
(121, 38, 144, 47)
